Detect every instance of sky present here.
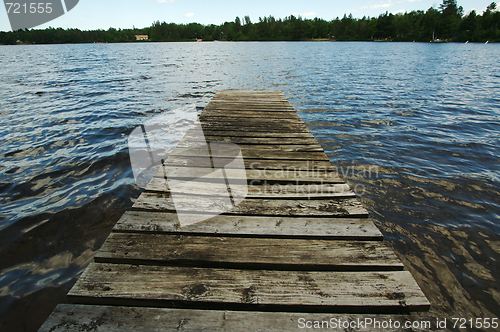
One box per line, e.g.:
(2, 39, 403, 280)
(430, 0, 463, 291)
(0, 0, 495, 32)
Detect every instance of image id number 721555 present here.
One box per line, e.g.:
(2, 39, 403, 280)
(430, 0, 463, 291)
(5, 2, 52, 14)
(452, 318, 498, 329)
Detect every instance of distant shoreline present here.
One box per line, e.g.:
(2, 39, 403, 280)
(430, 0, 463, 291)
(2, 2, 499, 45)
(1, 40, 496, 46)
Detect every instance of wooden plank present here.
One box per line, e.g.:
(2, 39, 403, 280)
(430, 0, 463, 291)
(211, 91, 285, 96)
(201, 110, 302, 119)
(183, 135, 320, 145)
(207, 98, 289, 102)
(170, 148, 330, 161)
(113, 211, 383, 240)
(176, 142, 325, 153)
(199, 116, 305, 122)
(146, 180, 353, 199)
(205, 106, 294, 110)
(214, 93, 287, 99)
(181, 128, 314, 139)
(214, 95, 288, 99)
(95, 233, 403, 271)
(152, 166, 344, 183)
(212, 96, 288, 100)
(200, 116, 303, 123)
(200, 120, 306, 126)
(215, 89, 285, 94)
(214, 91, 286, 98)
(205, 106, 295, 112)
(40, 304, 437, 332)
(199, 131, 315, 138)
(163, 156, 335, 170)
(68, 263, 430, 313)
(132, 193, 369, 218)
(199, 126, 311, 133)
(200, 125, 310, 133)
(207, 98, 289, 103)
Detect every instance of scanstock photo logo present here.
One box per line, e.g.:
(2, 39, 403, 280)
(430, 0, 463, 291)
(128, 106, 248, 227)
(3, 0, 79, 31)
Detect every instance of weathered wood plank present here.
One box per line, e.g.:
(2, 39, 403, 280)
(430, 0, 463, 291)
(207, 99, 290, 103)
(183, 135, 319, 145)
(208, 97, 288, 101)
(39, 304, 438, 332)
(213, 96, 288, 100)
(199, 125, 310, 133)
(201, 110, 302, 119)
(209, 91, 285, 96)
(205, 105, 295, 112)
(68, 263, 430, 313)
(95, 233, 403, 271)
(204, 107, 295, 113)
(198, 131, 315, 138)
(214, 92, 287, 99)
(207, 98, 290, 103)
(170, 147, 329, 161)
(132, 193, 369, 218)
(113, 211, 383, 240)
(199, 118, 307, 128)
(212, 97, 288, 101)
(176, 142, 325, 153)
(199, 116, 304, 123)
(200, 120, 306, 127)
(163, 156, 336, 170)
(146, 180, 353, 199)
(153, 166, 342, 183)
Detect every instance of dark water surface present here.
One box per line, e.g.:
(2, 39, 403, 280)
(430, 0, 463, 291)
(0, 42, 499, 331)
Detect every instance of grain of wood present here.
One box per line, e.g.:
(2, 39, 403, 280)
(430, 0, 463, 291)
(39, 304, 438, 332)
(182, 135, 319, 145)
(146, 179, 354, 199)
(199, 116, 304, 124)
(163, 156, 337, 170)
(170, 147, 329, 161)
(68, 263, 430, 313)
(152, 166, 343, 183)
(197, 131, 315, 138)
(175, 142, 325, 153)
(199, 125, 310, 133)
(113, 211, 383, 240)
(95, 233, 403, 271)
(132, 192, 369, 217)
(201, 110, 302, 119)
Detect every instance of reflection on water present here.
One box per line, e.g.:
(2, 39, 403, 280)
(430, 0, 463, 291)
(0, 42, 499, 331)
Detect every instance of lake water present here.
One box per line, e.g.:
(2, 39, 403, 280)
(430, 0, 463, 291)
(0, 41, 499, 331)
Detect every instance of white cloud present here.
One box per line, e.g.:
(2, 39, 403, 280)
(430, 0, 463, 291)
(184, 13, 195, 17)
(352, 0, 423, 12)
(157, 0, 175, 3)
(302, 11, 319, 18)
(372, 3, 392, 9)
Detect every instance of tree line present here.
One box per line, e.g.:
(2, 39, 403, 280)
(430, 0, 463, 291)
(1, 0, 498, 45)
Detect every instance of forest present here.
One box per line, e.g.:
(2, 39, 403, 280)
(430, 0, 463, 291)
(0, 0, 499, 44)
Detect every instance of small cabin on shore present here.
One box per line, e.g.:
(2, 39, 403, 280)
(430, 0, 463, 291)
(135, 35, 149, 41)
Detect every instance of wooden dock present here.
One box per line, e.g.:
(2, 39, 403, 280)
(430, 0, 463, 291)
(40, 90, 430, 331)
